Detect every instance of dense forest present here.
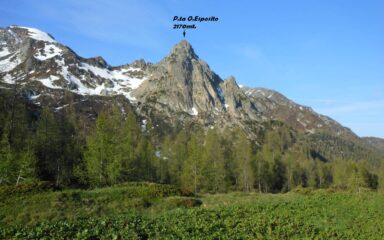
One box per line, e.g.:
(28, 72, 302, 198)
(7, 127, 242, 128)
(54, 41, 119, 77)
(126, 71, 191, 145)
(0, 90, 383, 194)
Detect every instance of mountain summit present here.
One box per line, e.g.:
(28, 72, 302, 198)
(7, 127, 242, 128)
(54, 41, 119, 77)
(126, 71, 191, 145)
(168, 40, 198, 60)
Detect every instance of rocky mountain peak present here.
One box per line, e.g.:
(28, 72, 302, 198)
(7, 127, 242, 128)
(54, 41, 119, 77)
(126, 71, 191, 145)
(224, 76, 239, 87)
(133, 40, 224, 118)
(166, 40, 198, 61)
(9, 26, 57, 43)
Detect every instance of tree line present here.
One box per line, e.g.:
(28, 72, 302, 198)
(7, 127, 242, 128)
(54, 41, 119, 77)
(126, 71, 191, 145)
(0, 91, 383, 193)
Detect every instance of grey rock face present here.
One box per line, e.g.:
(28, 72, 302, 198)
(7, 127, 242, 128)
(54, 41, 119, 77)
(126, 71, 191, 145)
(133, 41, 222, 114)
(132, 41, 262, 133)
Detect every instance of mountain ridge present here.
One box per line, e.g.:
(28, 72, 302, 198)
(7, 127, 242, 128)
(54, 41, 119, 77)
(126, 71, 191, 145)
(0, 25, 382, 145)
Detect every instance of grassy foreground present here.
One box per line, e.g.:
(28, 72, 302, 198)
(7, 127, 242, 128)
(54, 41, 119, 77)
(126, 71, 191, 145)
(1, 183, 384, 239)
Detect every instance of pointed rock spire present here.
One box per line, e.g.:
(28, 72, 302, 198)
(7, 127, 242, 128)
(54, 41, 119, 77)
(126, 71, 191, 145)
(168, 40, 198, 60)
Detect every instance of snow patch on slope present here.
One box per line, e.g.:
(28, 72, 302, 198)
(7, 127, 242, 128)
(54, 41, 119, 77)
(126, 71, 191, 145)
(0, 47, 11, 58)
(189, 107, 198, 116)
(33, 59, 148, 100)
(2, 74, 15, 84)
(79, 63, 145, 90)
(0, 53, 21, 72)
(37, 75, 61, 89)
(16, 26, 56, 43)
(34, 44, 62, 60)
(80, 63, 124, 80)
(56, 59, 92, 94)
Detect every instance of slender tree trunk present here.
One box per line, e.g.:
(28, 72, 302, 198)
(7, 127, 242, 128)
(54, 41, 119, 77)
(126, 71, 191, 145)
(258, 160, 261, 193)
(56, 159, 60, 187)
(194, 162, 197, 195)
(287, 168, 291, 191)
(16, 169, 23, 186)
(243, 166, 247, 192)
(99, 153, 103, 185)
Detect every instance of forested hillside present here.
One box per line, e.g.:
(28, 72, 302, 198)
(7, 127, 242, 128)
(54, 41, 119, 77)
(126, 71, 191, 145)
(1, 89, 383, 193)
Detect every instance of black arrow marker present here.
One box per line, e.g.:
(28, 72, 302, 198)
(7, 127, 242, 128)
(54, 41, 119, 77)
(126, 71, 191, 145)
(183, 30, 186, 38)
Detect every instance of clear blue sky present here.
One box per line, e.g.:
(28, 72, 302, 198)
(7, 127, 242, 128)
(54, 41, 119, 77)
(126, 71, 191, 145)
(1, 0, 383, 138)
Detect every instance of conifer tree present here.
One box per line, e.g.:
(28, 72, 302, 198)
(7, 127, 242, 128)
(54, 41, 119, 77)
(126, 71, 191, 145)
(347, 162, 367, 192)
(181, 130, 203, 194)
(119, 112, 142, 182)
(233, 128, 254, 192)
(134, 136, 156, 181)
(169, 130, 189, 186)
(332, 159, 349, 189)
(0, 129, 13, 184)
(85, 110, 110, 186)
(85, 107, 145, 186)
(35, 108, 62, 184)
(283, 152, 296, 191)
(157, 136, 173, 184)
(317, 161, 332, 188)
(62, 92, 84, 183)
(201, 128, 226, 192)
(15, 138, 36, 185)
(105, 106, 125, 184)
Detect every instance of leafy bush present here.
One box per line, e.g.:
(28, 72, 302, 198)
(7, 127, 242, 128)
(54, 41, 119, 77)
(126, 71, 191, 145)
(0, 181, 56, 201)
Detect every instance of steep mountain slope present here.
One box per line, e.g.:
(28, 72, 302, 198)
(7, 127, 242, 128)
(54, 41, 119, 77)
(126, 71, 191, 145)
(0, 26, 147, 100)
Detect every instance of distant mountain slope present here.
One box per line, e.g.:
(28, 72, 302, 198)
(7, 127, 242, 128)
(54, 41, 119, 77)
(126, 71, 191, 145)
(362, 137, 384, 153)
(242, 87, 358, 141)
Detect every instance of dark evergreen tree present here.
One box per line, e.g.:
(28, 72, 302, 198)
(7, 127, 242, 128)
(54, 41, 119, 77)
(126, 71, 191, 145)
(233, 128, 254, 192)
(84, 107, 124, 186)
(35, 108, 62, 185)
(119, 112, 141, 182)
(201, 128, 227, 193)
(181, 130, 203, 194)
(0, 128, 14, 184)
(169, 130, 189, 186)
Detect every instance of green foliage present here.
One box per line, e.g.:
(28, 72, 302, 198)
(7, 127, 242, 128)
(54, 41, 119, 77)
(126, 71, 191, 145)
(0, 129, 15, 184)
(233, 128, 254, 192)
(181, 130, 204, 194)
(332, 160, 378, 191)
(119, 112, 142, 182)
(84, 106, 157, 187)
(2, 191, 384, 239)
(0, 181, 55, 201)
(164, 129, 189, 186)
(35, 108, 68, 186)
(201, 128, 227, 193)
(85, 108, 119, 186)
(0, 182, 194, 227)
